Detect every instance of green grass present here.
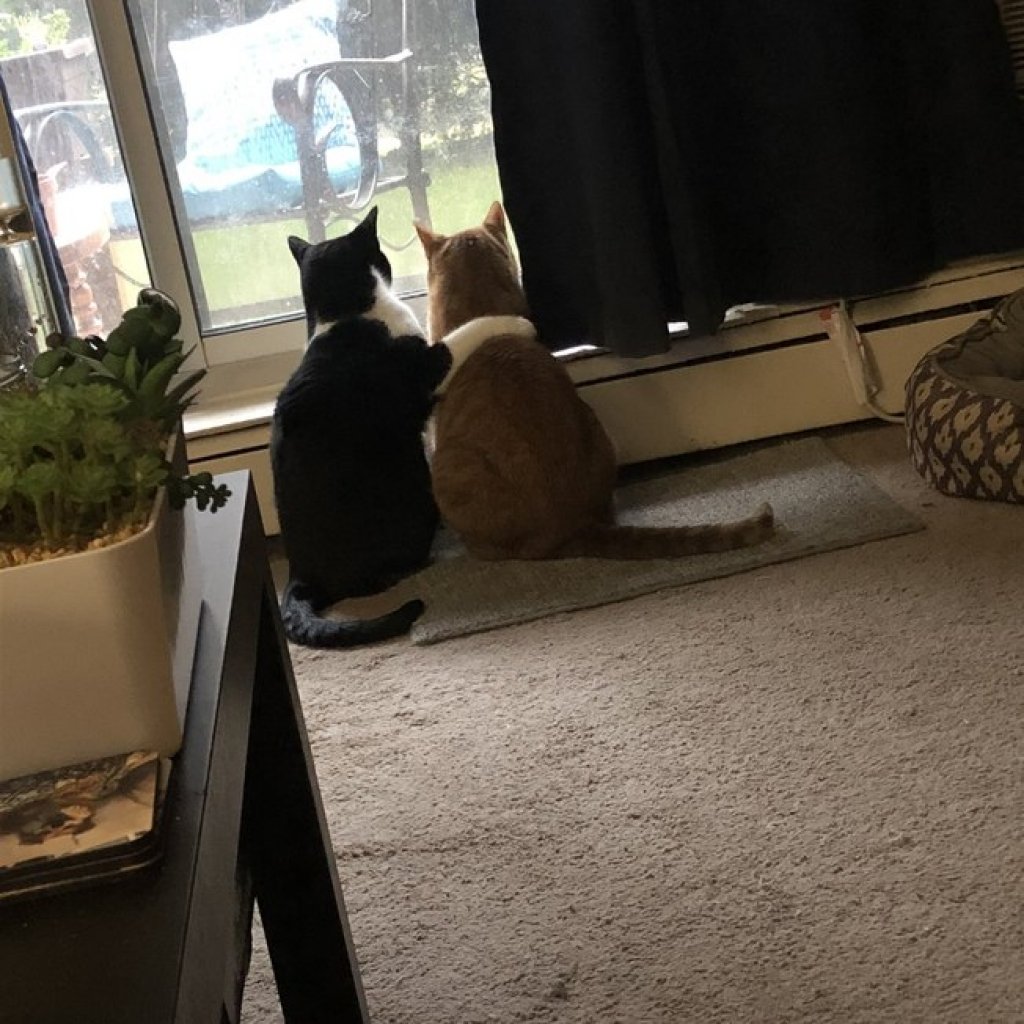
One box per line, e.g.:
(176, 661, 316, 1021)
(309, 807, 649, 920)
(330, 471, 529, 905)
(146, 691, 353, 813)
(189, 148, 505, 321)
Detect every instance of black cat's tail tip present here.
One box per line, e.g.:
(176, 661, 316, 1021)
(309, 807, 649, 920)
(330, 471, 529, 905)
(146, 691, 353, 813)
(281, 582, 424, 649)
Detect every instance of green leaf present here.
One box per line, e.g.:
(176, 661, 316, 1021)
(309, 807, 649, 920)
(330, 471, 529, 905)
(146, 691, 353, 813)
(120, 451, 168, 497)
(56, 360, 92, 386)
(175, 473, 231, 514)
(71, 352, 118, 379)
(124, 346, 142, 391)
(0, 462, 16, 510)
(32, 348, 68, 379)
(102, 351, 126, 377)
(15, 460, 62, 501)
(0, 393, 48, 457)
(164, 369, 206, 410)
(66, 459, 118, 507)
(106, 313, 153, 357)
(63, 382, 129, 419)
(138, 352, 186, 400)
(28, 389, 76, 449)
(80, 416, 132, 460)
(104, 325, 132, 356)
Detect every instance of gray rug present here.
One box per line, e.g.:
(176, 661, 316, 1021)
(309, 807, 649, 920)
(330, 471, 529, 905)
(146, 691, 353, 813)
(372, 436, 924, 645)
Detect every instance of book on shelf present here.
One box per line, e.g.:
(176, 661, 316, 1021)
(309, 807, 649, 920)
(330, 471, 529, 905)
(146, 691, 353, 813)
(0, 749, 171, 903)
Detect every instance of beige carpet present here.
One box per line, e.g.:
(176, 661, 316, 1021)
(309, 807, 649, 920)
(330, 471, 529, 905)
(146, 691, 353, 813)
(244, 424, 1024, 1024)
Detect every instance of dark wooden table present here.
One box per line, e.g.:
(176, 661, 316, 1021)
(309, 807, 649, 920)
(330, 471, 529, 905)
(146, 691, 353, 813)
(0, 473, 370, 1024)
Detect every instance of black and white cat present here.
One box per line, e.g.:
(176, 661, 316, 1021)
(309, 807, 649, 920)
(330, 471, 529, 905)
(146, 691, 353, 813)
(272, 207, 452, 647)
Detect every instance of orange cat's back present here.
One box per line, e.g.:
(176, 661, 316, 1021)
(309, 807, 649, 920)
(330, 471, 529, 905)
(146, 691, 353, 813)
(431, 332, 617, 559)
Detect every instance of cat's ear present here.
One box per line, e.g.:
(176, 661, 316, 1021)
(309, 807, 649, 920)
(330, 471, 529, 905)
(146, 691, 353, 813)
(287, 235, 309, 264)
(415, 221, 445, 257)
(483, 201, 507, 237)
(356, 206, 380, 240)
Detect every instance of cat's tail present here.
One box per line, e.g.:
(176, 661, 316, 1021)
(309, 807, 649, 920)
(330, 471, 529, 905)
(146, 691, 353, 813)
(557, 503, 776, 559)
(280, 580, 424, 648)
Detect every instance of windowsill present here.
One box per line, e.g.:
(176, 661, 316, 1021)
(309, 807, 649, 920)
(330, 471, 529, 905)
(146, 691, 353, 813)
(182, 327, 735, 445)
(185, 393, 278, 440)
(182, 303, 812, 443)
(184, 293, 428, 441)
(184, 350, 298, 440)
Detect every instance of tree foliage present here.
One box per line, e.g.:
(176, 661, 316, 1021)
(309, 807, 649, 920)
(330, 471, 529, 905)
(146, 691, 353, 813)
(0, 1, 90, 56)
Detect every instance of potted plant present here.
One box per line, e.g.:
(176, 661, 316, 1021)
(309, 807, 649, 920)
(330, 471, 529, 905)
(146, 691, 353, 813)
(0, 289, 230, 781)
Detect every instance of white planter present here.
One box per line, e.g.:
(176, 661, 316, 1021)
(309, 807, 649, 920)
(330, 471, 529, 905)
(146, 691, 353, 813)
(0, 488, 203, 781)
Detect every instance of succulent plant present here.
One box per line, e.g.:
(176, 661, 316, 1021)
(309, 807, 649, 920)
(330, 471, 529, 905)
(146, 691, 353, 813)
(32, 288, 206, 432)
(0, 289, 229, 565)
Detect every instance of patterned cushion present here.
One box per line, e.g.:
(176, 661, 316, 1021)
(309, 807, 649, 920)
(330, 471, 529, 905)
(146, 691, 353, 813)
(905, 293, 1024, 503)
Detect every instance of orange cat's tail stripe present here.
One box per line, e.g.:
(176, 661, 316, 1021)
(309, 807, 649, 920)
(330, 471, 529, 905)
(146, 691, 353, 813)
(556, 503, 775, 559)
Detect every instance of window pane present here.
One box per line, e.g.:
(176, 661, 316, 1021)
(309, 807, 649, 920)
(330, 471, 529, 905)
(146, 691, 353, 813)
(127, 0, 501, 333)
(2, 1, 151, 338)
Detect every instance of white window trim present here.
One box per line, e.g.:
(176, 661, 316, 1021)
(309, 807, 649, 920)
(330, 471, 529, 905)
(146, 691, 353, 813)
(92, 3, 207, 372)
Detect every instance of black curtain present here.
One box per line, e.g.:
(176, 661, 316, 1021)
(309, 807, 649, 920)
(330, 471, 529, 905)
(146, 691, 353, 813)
(476, 1, 1024, 357)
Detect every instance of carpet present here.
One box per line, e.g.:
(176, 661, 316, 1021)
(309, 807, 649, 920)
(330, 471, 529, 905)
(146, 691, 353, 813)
(243, 425, 1024, 1024)
(385, 435, 924, 644)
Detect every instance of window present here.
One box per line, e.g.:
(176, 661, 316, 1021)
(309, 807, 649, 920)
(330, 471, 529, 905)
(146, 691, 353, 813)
(3, 0, 501, 369)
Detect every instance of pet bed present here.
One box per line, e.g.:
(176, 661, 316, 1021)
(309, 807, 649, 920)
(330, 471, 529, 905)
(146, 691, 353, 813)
(905, 289, 1024, 502)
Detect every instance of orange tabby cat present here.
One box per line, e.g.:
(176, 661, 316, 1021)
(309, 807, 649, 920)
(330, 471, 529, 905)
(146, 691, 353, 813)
(415, 202, 775, 560)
